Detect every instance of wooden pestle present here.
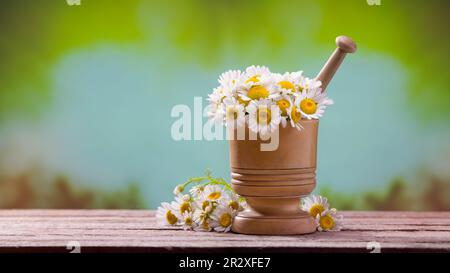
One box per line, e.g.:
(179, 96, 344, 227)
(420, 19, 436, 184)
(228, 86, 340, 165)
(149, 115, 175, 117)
(315, 35, 357, 92)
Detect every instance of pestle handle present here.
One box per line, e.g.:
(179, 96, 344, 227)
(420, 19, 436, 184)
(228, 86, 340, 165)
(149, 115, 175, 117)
(316, 35, 357, 92)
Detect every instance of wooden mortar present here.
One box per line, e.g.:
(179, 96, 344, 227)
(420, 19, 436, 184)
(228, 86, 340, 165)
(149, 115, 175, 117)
(230, 36, 356, 235)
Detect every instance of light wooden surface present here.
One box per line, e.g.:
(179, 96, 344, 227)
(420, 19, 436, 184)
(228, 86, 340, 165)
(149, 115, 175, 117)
(0, 210, 449, 253)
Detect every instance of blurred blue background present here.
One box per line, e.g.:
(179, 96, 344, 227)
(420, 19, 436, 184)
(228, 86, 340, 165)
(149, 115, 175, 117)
(0, 0, 449, 210)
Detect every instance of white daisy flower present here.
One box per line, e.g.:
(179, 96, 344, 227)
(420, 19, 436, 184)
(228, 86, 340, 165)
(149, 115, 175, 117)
(218, 69, 243, 91)
(193, 208, 214, 232)
(223, 97, 246, 128)
(247, 99, 281, 135)
(189, 185, 205, 197)
(243, 65, 271, 84)
(194, 194, 214, 212)
(275, 71, 304, 94)
(180, 211, 196, 230)
(173, 194, 193, 217)
(201, 184, 229, 203)
(316, 208, 343, 232)
(237, 66, 277, 102)
(274, 93, 293, 118)
(237, 75, 278, 102)
(156, 202, 179, 226)
(294, 88, 333, 120)
(211, 206, 236, 232)
(219, 192, 246, 212)
(302, 194, 330, 218)
(288, 103, 303, 130)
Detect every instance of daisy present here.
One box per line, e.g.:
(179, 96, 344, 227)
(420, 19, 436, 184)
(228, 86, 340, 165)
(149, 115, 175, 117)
(173, 194, 193, 216)
(288, 103, 303, 130)
(211, 206, 236, 232)
(218, 69, 242, 92)
(219, 192, 246, 212)
(179, 211, 196, 231)
(275, 71, 304, 95)
(302, 194, 330, 218)
(189, 185, 205, 197)
(193, 208, 214, 232)
(194, 194, 214, 212)
(201, 184, 228, 203)
(223, 97, 246, 128)
(237, 66, 277, 102)
(295, 88, 333, 120)
(316, 208, 343, 232)
(156, 202, 179, 226)
(274, 93, 293, 116)
(247, 99, 281, 135)
(237, 76, 278, 102)
(243, 65, 271, 84)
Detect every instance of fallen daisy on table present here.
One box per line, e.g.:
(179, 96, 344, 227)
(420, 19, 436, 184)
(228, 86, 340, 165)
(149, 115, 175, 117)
(302, 194, 344, 232)
(156, 170, 246, 233)
(316, 208, 343, 232)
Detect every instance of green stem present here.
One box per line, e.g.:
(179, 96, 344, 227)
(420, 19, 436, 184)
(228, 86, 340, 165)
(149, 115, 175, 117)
(207, 175, 234, 192)
(181, 176, 208, 189)
(181, 174, 234, 194)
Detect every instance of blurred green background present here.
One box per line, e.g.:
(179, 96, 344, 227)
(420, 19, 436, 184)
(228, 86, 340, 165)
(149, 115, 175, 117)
(0, 0, 449, 210)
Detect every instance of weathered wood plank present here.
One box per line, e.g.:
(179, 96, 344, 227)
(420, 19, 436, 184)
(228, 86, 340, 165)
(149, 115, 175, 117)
(0, 210, 449, 253)
(0, 210, 449, 218)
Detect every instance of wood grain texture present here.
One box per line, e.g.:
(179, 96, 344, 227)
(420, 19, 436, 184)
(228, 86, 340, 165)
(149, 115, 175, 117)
(0, 210, 449, 253)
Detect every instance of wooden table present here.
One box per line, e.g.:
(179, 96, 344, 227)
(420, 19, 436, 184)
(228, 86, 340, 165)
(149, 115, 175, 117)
(0, 210, 449, 253)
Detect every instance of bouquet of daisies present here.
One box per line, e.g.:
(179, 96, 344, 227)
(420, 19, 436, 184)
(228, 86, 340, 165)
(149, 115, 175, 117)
(156, 171, 246, 232)
(208, 65, 334, 135)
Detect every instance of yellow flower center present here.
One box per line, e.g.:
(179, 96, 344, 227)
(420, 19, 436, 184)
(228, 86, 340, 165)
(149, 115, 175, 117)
(319, 214, 335, 230)
(179, 202, 191, 214)
(219, 213, 232, 227)
(165, 210, 178, 225)
(185, 217, 193, 226)
(247, 85, 269, 100)
(245, 74, 260, 83)
(226, 106, 239, 120)
(276, 99, 290, 116)
(228, 200, 239, 210)
(278, 81, 295, 91)
(309, 204, 325, 217)
(300, 98, 317, 115)
(208, 191, 221, 200)
(290, 107, 302, 123)
(202, 200, 210, 210)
